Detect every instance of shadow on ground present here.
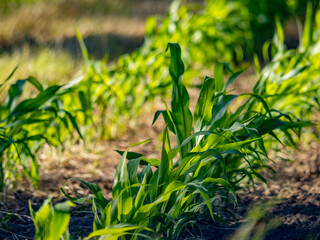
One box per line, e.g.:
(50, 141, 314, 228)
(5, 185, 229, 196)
(0, 32, 145, 61)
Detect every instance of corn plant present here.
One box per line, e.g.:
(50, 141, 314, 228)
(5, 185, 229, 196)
(43, 43, 308, 240)
(30, 198, 74, 240)
(0, 68, 82, 192)
(244, 3, 320, 146)
(64, 0, 252, 140)
(65, 0, 314, 141)
(257, 3, 319, 116)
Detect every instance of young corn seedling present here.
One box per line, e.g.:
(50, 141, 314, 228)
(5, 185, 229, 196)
(54, 43, 307, 239)
(0, 68, 82, 192)
(258, 3, 319, 118)
(245, 3, 319, 147)
(30, 198, 74, 240)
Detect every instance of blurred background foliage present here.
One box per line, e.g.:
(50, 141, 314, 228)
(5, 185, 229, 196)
(0, 0, 317, 83)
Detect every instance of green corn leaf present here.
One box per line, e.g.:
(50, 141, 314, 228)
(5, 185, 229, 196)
(134, 181, 186, 216)
(241, 93, 272, 118)
(253, 54, 261, 75)
(76, 30, 90, 62)
(166, 43, 192, 158)
(195, 187, 216, 221)
(252, 171, 268, 185)
(10, 85, 61, 117)
(194, 76, 216, 132)
(51, 201, 74, 240)
(5, 79, 28, 110)
(214, 62, 224, 92)
(60, 188, 88, 205)
(115, 150, 143, 159)
(262, 41, 271, 62)
(152, 110, 163, 125)
(3, 119, 48, 129)
(14, 134, 49, 143)
(135, 167, 150, 210)
(224, 68, 247, 91)
(112, 148, 132, 219)
(3, 76, 43, 111)
(279, 65, 309, 82)
(302, 2, 313, 49)
(167, 43, 185, 81)
(127, 158, 140, 187)
(0, 65, 18, 90)
(210, 94, 238, 127)
(145, 16, 157, 38)
(221, 62, 233, 74)
(63, 110, 84, 139)
(214, 137, 262, 152)
(72, 178, 108, 208)
(176, 149, 222, 178)
(30, 198, 74, 240)
(30, 199, 53, 240)
(25, 76, 43, 91)
(112, 139, 151, 220)
(87, 224, 152, 239)
(116, 183, 149, 200)
(115, 150, 160, 167)
(78, 90, 89, 113)
(256, 118, 284, 136)
(275, 15, 284, 44)
(0, 162, 4, 191)
(30, 153, 40, 188)
(157, 127, 172, 194)
(172, 130, 226, 151)
(202, 178, 237, 201)
(152, 109, 176, 133)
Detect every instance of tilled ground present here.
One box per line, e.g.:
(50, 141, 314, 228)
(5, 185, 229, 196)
(1, 134, 319, 240)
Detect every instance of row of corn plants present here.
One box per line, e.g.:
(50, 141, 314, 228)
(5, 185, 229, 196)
(1, 1, 319, 194)
(30, 43, 311, 239)
(63, 0, 319, 142)
(0, 68, 82, 192)
(61, 0, 316, 140)
(248, 2, 320, 146)
(261, 2, 320, 121)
